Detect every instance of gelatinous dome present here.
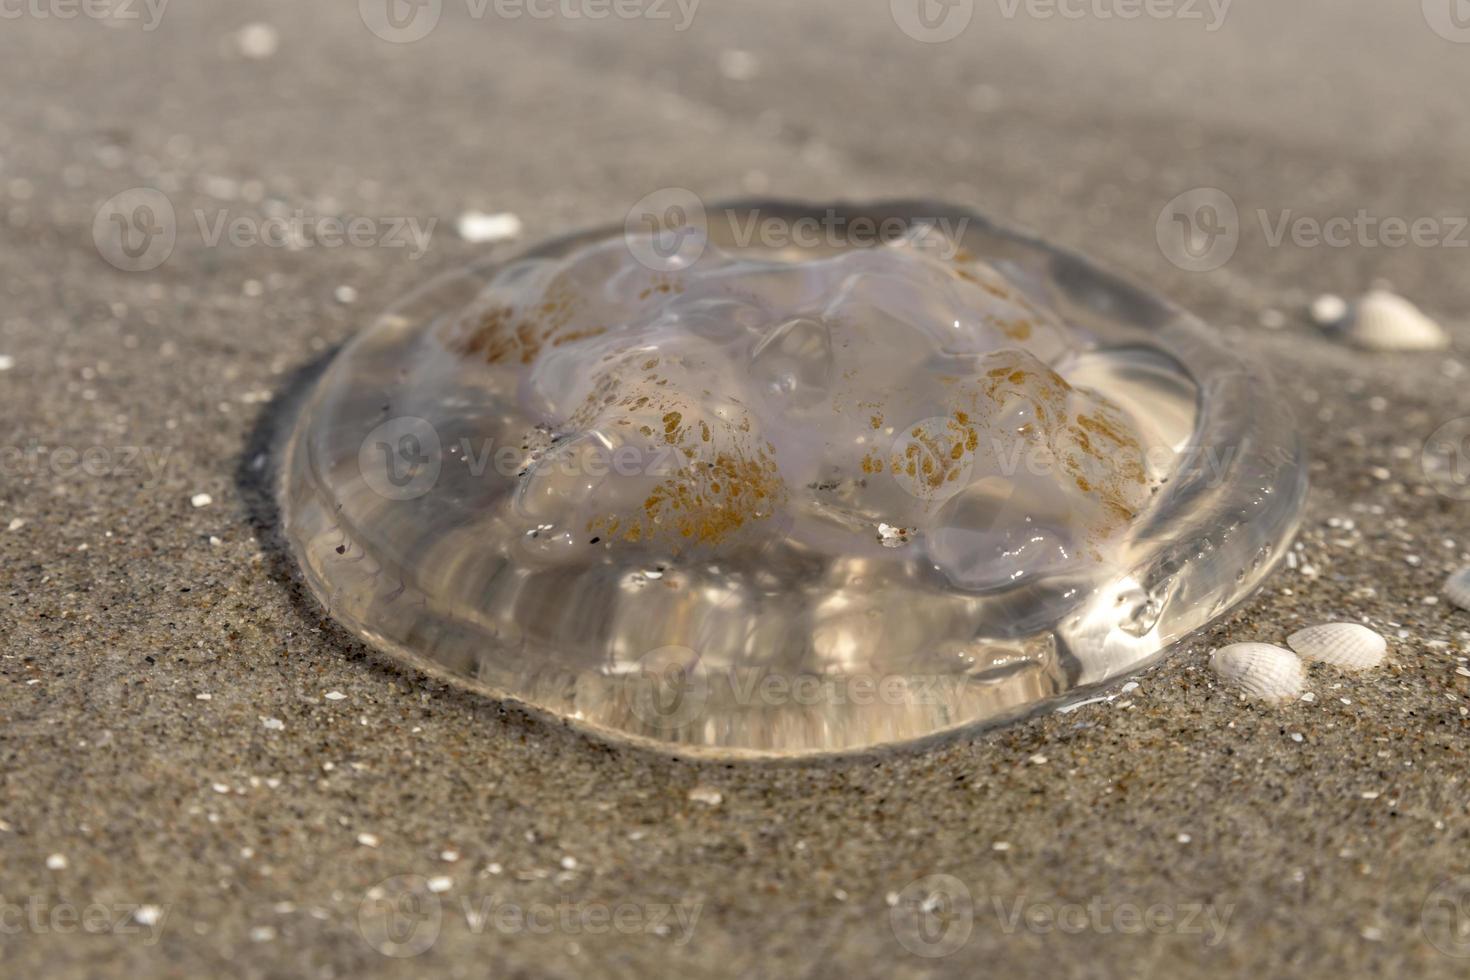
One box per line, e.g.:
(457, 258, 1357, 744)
(281, 201, 1306, 757)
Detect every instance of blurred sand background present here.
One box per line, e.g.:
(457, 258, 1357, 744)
(3, 1, 1470, 976)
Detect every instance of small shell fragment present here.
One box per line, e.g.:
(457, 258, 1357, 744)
(1335, 290, 1448, 351)
(1211, 643, 1305, 703)
(456, 211, 523, 244)
(688, 786, 723, 806)
(236, 23, 280, 60)
(1309, 294, 1348, 326)
(1446, 567, 1470, 612)
(1287, 623, 1386, 671)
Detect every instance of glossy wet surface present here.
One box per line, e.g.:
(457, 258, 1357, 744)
(282, 208, 1305, 755)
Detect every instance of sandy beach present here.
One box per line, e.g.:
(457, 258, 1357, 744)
(2, 1, 1469, 976)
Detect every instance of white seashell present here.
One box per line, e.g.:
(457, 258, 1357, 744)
(456, 211, 523, 244)
(1211, 643, 1305, 703)
(1446, 567, 1470, 612)
(1309, 293, 1347, 326)
(1287, 623, 1386, 671)
(1336, 290, 1448, 351)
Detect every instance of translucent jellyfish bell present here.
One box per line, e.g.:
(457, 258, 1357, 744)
(280, 201, 1306, 758)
